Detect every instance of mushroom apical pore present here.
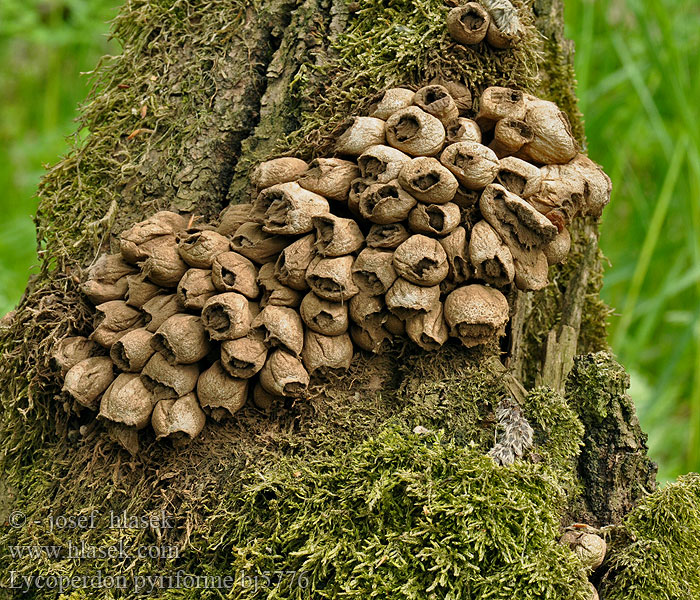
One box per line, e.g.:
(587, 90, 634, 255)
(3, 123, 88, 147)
(385, 106, 446, 157)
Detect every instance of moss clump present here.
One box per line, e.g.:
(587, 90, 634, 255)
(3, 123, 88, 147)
(600, 473, 700, 600)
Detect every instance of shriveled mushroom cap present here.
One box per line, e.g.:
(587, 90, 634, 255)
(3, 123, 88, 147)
(445, 117, 482, 144)
(440, 142, 499, 190)
(275, 234, 316, 291)
(251, 305, 305, 357)
(250, 157, 308, 189)
(312, 214, 364, 257)
(201, 292, 253, 341)
(444, 285, 509, 347)
(63, 356, 114, 410)
(385, 106, 446, 157)
(125, 273, 161, 308)
(359, 181, 417, 225)
(365, 223, 411, 249)
(230, 222, 290, 264)
(119, 211, 188, 264)
(151, 393, 206, 441)
(53, 336, 100, 376)
(408, 202, 461, 236)
(496, 156, 543, 199)
(393, 235, 449, 287)
(197, 360, 248, 419)
(211, 251, 259, 298)
(469, 220, 515, 287)
(305, 255, 359, 302)
(446, 3, 491, 46)
(559, 530, 607, 570)
(177, 268, 216, 311)
(252, 182, 329, 236)
(177, 230, 231, 268)
(110, 328, 155, 372)
(301, 330, 354, 375)
(357, 144, 412, 184)
(406, 303, 448, 351)
(335, 116, 387, 156)
(385, 278, 440, 320)
(369, 87, 415, 120)
(141, 352, 199, 399)
(412, 85, 459, 124)
(516, 99, 578, 165)
(142, 294, 179, 333)
(220, 336, 268, 379)
(259, 349, 310, 398)
(81, 254, 137, 305)
(151, 314, 210, 365)
(297, 158, 359, 202)
(100, 373, 155, 430)
(352, 249, 397, 296)
(397, 157, 458, 204)
(141, 236, 189, 287)
(299, 292, 349, 336)
(476, 87, 527, 126)
(484, 0, 523, 48)
(217, 202, 252, 236)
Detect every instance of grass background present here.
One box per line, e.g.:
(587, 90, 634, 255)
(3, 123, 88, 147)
(0, 0, 698, 480)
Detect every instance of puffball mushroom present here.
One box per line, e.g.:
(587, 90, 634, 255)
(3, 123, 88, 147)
(250, 157, 308, 190)
(397, 157, 459, 204)
(211, 251, 259, 298)
(201, 293, 254, 341)
(274, 234, 316, 291)
(447, 3, 491, 46)
(197, 360, 248, 420)
(412, 84, 460, 125)
(357, 144, 412, 184)
(81, 254, 138, 305)
(301, 330, 354, 375)
(151, 393, 206, 441)
(259, 349, 310, 398)
(393, 235, 449, 287)
(385, 106, 446, 157)
(444, 285, 509, 347)
(177, 230, 231, 268)
(369, 87, 415, 120)
(53, 336, 100, 376)
(559, 528, 607, 570)
(252, 182, 329, 236)
(99, 373, 155, 430)
(352, 249, 398, 296)
(440, 142, 500, 190)
(297, 158, 359, 202)
(63, 356, 114, 410)
(299, 292, 349, 336)
(151, 314, 210, 365)
(220, 336, 268, 379)
(141, 352, 199, 400)
(334, 116, 386, 156)
(119, 211, 188, 264)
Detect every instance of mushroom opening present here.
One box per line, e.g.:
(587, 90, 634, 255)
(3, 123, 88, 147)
(141, 375, 176, 399)
(426, 207, 445, 230)
(283, 382, 306, 396)
(265, 197, 291, 227)
(220, 266, 237, 287)
(358, 156, 386, 179)
(354, 271, 381, 294)
(412, 172, 439, 191)
(393, 115, 420, 141)
(315, 218, 334, 244)
(313, 311, 335, 330)
(452, 151, 475, 170)
(498, 171, 527, 195)
(457, 322, 496, 339)
(203, 305, 230, 333)
(309, 276, 342, 295)
(461, 6, 486, 30)
(111, 342, 130, 371)
(506, 119, 533, 139)
(151, 334, 176, 364)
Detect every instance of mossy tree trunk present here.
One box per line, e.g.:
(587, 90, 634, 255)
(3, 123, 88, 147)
(0, 0, 661, 598)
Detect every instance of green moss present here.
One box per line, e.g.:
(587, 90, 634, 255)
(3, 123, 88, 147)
(600, 474, 700, 600)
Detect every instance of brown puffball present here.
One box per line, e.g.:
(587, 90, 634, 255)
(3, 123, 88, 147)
(211, 252, 259, 298)
(439, 226, 471, 284)
(397, 157, 459, 204)
(302, 330, 354, 375)
(312, 214, 364, 257)
(350, 323, 392, 354)
(517, 99, 578, 165)
(177, 268, 216, 311)
(335, 116, 387, 156)
(306, 255, 359, 302)
(385, 106, 446, 157)
(252, 383, 282, 412)
(151, 314, 210, 365)
(357, 144, 412, 183)
(369, 87, 415, 120)
(91, 301, 143, 348)
(440, 142, 500, 190)
(151, 393, 206, 441)
(446, 117, 482, 144)
(201, 292, 253, 341)
(496, 156, 543, 199)
(125, 273, 161, 308)
(476, 87, 527, 128)
(349, 292, 388, 330)
(251, 305, 304, 357)
(230, 222, 289, 265)
(119, 211, 188, 264)
(142, 294, 180, 333)
(220, 336, 268, 378)
(469, 220, 515, 286)
(258, 262, 303, 308)
(141, 352, 199, 399)
(352, 249, 398, 296)
(259, 349, 310, 398)
(53, 336, 100, 376)
(297, 158, 359, 202)
(543, 227, 571, 265)
(359, 180, 417, 224)
(348, 178, 369, 217)
(217, 203, 252, 236)
(252, 182, 329, 236)
(490, 119, 534, 157)
(408, 202, 461, 236)
(385, 278, 441, 320)
(365, 223, 411, 249)
(100, 373, 155, 430)
(63, 356, 114, 410)
(110, 328, 155, 372)
(177, 230, 231, 268)
(559, 530, 607, 570)
(393, 235, 449, 287)
(447, 3, 491, 45)
(444, 285, 509, 347)
(483, 0, 522, 48)
(275, 234, 316, 291)
(413, 85, 459, 125)
(251, 157, 309, 190)
(300, 292, 349, 336)
(406, 303, 448, 351)
(104, 422, 140, 456)
(141, 236, 189, 287)
(197, 360, 248, 420)
(81, 254, 137, 305)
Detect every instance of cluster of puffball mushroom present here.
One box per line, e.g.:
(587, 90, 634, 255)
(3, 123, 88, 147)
(446, 0, 523, 49)
(55, 83, 610, 451)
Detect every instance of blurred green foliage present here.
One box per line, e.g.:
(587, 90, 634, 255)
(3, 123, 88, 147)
(0, 0, 698, 479)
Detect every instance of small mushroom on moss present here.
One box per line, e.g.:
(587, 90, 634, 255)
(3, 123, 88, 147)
(259, 349, 310, 398)
(476, 87, 527, 129)
(352, 249, 397, 296)
(369, 87, 415, 120)
(559, 528, 607, 570)
(357, 144, 412, 184)
(385, 278, 441, 320)
(412, 84, 459, 124)
(490, 118, 534, 157)
(297, 158, 359, 202)
(365, 223, 411, 249)
(119, 211, 188, 264)
(274, 234, 316, 291)
(201, 292, 254, 341)
(300, 292, 349, 336)
(385, 106, 446, 157)
(230, 222, 290, 264)
(359, 181, 417, 224)
(516, 99, 579, 165)
(312, 214, 364, 257)
(81, 254, 138, 305)
(220, 335, 268, 378)
(99, 373, 155, 430)
(406, 303, 448, 350)
(444, 284, 509, 347)
(142, 294, 180, 333)
(110, 328, 154, 372)
(177, 268, 216, 311)
(257, 262, 303, 308)
(397, 157, 458, 204)
(302, 330, 354, 375)
(141, 352, 199, 400)
(252, 182, 329, 236)
(496, 156, 543, 199)
(125, 273, 161, 308)
(197, 360, 248, 420)
(177, 230, 230, 268)
(251, 305, 304, 357)
(482, 0, 522, 49)
(439, 226, 471, 284)
(151, 393, 206, 441)
(445, 117, 482, 144)
(91, 301, 143, 348)
(447, 3, 491, 45)
(250, 157, 309, 190)
(440, 142, 500, 190)
(63, 356, 114, 410)
(335, 116, 386, 156)
(393, 235, 449, 287)
(141, 236, 189, 287)
(469, 220, 515, 286)
(306, 255, 360, 302)
(408, 202, 461, 236)
(151, 314, 210, 365)
(217, 202, 252, 236)
(211, 251, 259, 298)
(53, 336, 101, 376)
